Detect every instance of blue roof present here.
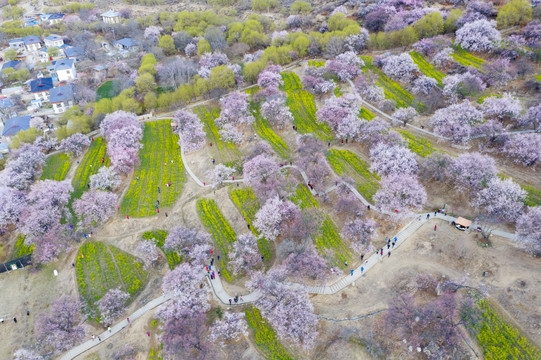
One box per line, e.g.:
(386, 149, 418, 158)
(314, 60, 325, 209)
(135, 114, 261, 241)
(115, 38, 138, 48)
(48, 13, 64, 20)
(1, 61, 21, 71)
(64, 46, 84, 58)
(0, 98, 14, 109)
(2, 115, 30, 136)
(45, 35, 62, 41)
(54, 58, 74, 71)
(23, 35, 41, 45)
(8, 38, 23, 44)
(49, 85, 73, 103)
(30, 77, 53, 93)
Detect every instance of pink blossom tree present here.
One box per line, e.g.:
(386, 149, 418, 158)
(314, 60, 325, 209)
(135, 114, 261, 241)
(206, 163, 235, 187)
(31, 225, 72, 264)
(107, 146, 139, 174)
(362, 85, 385, 103)
(302, 74, 336, 95)
(163, 226, 211, 263)
(35, 295, 85, 354)
(481, 94, 521, 120)
(374, 175, 427, 214)
(455, 19, 501, 52)
(209, 312, 248, 346)
(429, 101, 484, 143)
(283, 247, 328, 281)
(515, 206, 541, 256)
(412, 76, 438, 95)
(260, 96, 293, 129)
(89, 167, 121, 191)
(73, 189, 118, 230)
(472, 177, 525, 222)
(448, 152, 496, 191)
(60, 133, 91, 157)
(382, 53, 419, 82)
(392, 107, 417, 126)
(13, 349, 43, 360)
(173, 109, 206, 153)
(442, 72, 486, 100)
(216, 92, 254, 126)
(325, 51, 363, 81)
(254, 196, 301, 241)
(144, 26, 163, 40)
(296, 135, 331, 190)
(341, 218, 377, 255)
(482, 59, 516, 87)
(316, 94, 362, 139)
(243, 154, 284, 199)
(369, 143, 418, 176)
(218, 123, 244, 144)
(161, 311, 210, 359)
(257, 68, 283, 89)
(0, 186, 25, 230)
(135, 240, 161, 268)
(230, 233, 260, 274)
(96, 288, 130, 326)
(0, 144, 45, 190)
(100, 111, 143, 173)
(502, 133, 541, 168)
(522, 103, 541, 132)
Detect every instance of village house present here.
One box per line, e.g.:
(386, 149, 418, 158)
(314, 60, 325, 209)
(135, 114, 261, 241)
(54, 58, 76, 82)
(30, 77, 53, 101)
(2, 115, 30, 137)
(1, 61, 23, 72)
(63, 46, 85, 62)
(114, 38, 139, 51)
(8, 38, 24, 50)
(23, 35, 42, 52)
(49, 85, 73, 113)
(44, 35, 64, 48)
(101, 10, 122, 24)
(40, 13, 64, 25)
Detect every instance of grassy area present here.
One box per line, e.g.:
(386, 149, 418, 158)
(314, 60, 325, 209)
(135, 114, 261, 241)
(308, 60, 325, 67)
(121, 120, 184, 217)
(361, 56, 424, 112)
(96, 80, 120, 101)
(334, 85, 342, 97)
(11, 234, 33, 259)
(290, 184, 319, 209)
(71, 138, 109, 201)
(522, 184, 541, 207)
(410, 51, 446, 86)
(142, 230, 181, 269)
(463, 298, 541, 359)
(314, 215, 351, 267)
(245, 307, 295, 360)
(282, 72, 333, 141)
(197, 198, 236, 281)
(325, 149, 380, 203)
(451, 46, 485, 69)
(75, 241, 147, 321)
(229, 187, 273, 261)
(193, 106, 241, 166)
(360, 107, 375, 120)
(41, 153, 71, 181)
(398, 130, 434, 157)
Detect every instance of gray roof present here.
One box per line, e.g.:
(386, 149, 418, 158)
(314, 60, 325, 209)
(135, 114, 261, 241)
(101, 10, 120, 17)
(8, 38, 23, 44)
(115, 38, 138, 48)
(49, 85, 73, 103)
(64, 46, 84, 58)
(54, 58, 75, 71)
(45, 35, 62, 41)
(2, 115, 30, 136)
(1, 61, 21, 71)
(23, 35, 41, 45)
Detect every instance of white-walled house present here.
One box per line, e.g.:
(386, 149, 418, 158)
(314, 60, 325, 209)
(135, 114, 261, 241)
(54, 58, 76, 82)
(49, 85, 73, 113)
(101, 10, 121, 24)
(30, 77, 53, 101)
(44, 35, 64, 48)
(23, 35, 42, 52)
(8, 38, 24, 50)
(40, 13, 64, 25)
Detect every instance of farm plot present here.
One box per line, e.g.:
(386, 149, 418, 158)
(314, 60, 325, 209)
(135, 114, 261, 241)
(197, 198, 236, 281)
(308, 60, 325, 67)
(282, 75, 333, 141)
(248, 98, 290, 159)
(11, 234, 33, 259)
(41, 153, 71, 181)
(75, 241, 147, 321)
(361, 56, 424, 112)
(463, 298, 541, 359)
(229, 187, 272, 261)
(245, 307, 295, 360)
(451, 47, 485, 69)
(410, 51, 446, 86)
(121, 120, 184, 218)
(398, 130, 434, 157)
(142, 230, 181, 269)
(360, 107, 375, 120)
(326, 149, 380, 203)
(290, 183, 319, 209)
(71, 137, 109, 200)
(193, 106, 241, 166)
(521, 184, 541, 207)
(281, 72, 302, 91)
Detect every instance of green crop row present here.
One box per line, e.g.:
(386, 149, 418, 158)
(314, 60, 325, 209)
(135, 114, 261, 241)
(75, 241, 147, 321)
(281, 72, 302, 91)
(197, 198, 237, 281)
(121, 120, 184, 217)
(71, 137, 109, 200)
(398, 130, 434, 157)
(41, 153, 71, 181)
(11, 234, 33, 259)
(290, 184, 319, 209)
(463, 299, 541, 360)
(334, 86, 342, 97)
(451, 46, 485, 69)
(314, 216, 351, 267)
(522, 184, 541, 207)
(410, 51, 446, 86)
(229, 188, 273, 261)
(535, 74, 541, 82)
(325, 149, 379, 203)
(359, 107, 375, 120)
(249, 100, 290, 159)
(360, 56, 424, 112)
(245, 307, 295, 360)
(142, 230, 181, 269)
(308, 60, 325, 67)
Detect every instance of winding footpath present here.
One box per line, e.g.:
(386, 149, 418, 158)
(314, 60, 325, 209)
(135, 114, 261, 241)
(59, 156, 518, 360)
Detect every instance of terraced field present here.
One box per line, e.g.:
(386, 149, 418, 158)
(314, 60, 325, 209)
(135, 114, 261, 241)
(398, 130, 434, 157)
(142, 230, 181, 269)
(41, 153, 71, 181)
(410, 51, 446, 86)
(121, 120, 184, 217)
(451, 46, 485, 69)
(246, 307, 295, 360)
(326, 149, 380, 203)
(71, 138, 109, 200)
(360, 107, 375, 120)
